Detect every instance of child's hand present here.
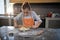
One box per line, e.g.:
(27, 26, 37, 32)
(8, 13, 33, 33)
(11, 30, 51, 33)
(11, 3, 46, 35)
(32, 25, 38, 29)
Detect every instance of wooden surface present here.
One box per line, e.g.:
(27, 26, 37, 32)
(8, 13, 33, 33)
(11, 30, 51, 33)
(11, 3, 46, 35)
(10, 0, 60, 3)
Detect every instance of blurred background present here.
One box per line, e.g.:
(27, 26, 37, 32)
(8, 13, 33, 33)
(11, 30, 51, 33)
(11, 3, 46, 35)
(0, 0, 60, 28)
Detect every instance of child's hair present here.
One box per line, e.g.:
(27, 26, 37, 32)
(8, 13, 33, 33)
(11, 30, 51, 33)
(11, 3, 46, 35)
(21, 2, 31, 10)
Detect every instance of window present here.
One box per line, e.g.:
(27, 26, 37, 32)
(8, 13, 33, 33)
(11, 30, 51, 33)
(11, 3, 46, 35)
(0, 0, 14, 15)
(0, 0, 4, 14)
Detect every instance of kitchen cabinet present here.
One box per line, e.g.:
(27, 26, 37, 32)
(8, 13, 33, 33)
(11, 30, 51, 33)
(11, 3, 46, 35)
(0, 16, 14, 27)
(0, 17, 9, 26)
(45, 17, 60, 28)
(10, 0, 60, 3)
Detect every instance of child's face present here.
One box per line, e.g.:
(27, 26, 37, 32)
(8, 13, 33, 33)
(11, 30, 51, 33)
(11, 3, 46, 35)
(22, 8, 30, 15)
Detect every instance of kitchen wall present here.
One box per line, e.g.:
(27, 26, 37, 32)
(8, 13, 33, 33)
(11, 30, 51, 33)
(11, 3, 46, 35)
(13, 3, 60, 18)
(30, 3, 60, 18)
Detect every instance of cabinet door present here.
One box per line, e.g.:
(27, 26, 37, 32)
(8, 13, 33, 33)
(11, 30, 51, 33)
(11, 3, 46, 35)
(25, 0, 60, 3)
(10, 0, 60, 3)
(0, 19, 9, 26)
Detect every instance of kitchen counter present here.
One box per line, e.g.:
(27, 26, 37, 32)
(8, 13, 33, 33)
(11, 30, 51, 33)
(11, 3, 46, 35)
(14, 28, 60, 40)
(0, 26, 60, 40)
(0, 16, 14, 19)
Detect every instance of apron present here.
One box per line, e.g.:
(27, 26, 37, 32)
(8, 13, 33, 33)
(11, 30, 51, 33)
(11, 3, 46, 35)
(22, 13, 34, 28)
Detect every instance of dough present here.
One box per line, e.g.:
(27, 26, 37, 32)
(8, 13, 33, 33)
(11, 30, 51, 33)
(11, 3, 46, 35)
(19, 27, 30, 31)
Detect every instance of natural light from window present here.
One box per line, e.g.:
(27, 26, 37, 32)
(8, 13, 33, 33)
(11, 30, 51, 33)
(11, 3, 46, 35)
(0, 0, 4, 14)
